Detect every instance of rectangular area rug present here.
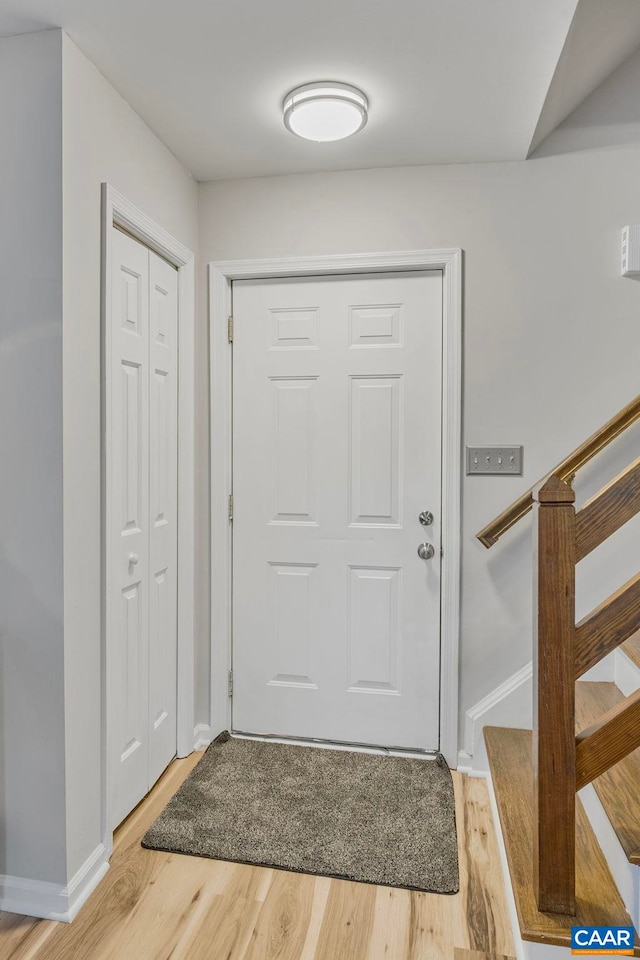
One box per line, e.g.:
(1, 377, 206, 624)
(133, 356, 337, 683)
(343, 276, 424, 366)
(142, 732, 459, 893)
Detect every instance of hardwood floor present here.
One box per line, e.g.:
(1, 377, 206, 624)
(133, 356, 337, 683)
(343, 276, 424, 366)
(0, 753, 514, 960)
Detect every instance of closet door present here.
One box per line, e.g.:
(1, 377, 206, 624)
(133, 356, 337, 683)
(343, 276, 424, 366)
(109, 230, 178, 830)
(148, 251, 178, 786)
(110, 229, 151, 829)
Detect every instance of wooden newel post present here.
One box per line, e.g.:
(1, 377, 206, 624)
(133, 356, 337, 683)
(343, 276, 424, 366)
(532, 475, 576, 915)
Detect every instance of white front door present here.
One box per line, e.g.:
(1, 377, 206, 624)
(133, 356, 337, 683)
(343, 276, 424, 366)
(109, 227, 178, 828)
(232, 272, 442, 750)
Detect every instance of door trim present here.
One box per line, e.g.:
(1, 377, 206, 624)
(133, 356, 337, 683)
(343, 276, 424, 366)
(209, 249, 462, 766)
(101, 184, 196, 844)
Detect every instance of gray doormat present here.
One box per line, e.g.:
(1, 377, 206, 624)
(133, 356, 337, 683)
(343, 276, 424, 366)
(142, 733, 459, 893)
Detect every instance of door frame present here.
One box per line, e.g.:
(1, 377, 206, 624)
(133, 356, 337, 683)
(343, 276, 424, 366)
(101, 184, 196, 844)
(209, 249, 462, 766)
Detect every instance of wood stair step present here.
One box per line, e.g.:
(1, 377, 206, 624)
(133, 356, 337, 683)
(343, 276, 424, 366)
(576, 680, 640, 864)
(622, 630, 640, 670)
(484, 726, 640, 954)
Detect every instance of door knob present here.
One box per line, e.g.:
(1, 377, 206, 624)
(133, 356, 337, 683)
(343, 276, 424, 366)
(128, 553, 139, 566)
(417, 543, 435, 560)
(419, 510, 434, 526)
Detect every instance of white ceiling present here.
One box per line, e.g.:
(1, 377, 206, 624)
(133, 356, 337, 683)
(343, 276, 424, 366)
(1, 0, 639, 181)
(528, 0, 640, 155)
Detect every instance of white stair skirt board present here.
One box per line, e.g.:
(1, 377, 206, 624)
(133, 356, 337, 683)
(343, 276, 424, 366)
(487, 775, 573, 960)
(193, 723, 213, 751)
(579, 783, 640, 928)
(458, 663, 532, 775)
(458, 652, 617, 776)
(0, 843, 109, 923)
(615, 646, 640, 697)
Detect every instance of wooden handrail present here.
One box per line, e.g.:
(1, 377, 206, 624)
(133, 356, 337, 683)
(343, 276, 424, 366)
(477, 393, 640, 548)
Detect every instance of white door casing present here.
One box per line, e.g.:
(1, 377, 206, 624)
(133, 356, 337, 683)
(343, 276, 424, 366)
(108, 228, 178, 829)
(209, 250, 461, 765)
(103, 184, 196, 851)
(232, 272, 443, 750)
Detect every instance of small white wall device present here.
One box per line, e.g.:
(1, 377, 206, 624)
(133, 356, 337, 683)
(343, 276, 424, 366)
(621, 225, 640, 277)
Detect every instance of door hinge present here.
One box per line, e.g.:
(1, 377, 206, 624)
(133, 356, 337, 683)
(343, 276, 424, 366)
(228, 493, 234, 521)
(227, 315, 233, 343)
(228, 670, 233, 697)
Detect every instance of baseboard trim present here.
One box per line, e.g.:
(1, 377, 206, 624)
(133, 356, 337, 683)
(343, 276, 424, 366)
(461, 663, 532, 774)
(456, 750, 488, 777)
(193, 723, 213, 751)
(0, 843, 109, 922)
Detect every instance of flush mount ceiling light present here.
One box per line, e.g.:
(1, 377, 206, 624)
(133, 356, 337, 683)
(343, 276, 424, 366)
(283, 81, 368, 142)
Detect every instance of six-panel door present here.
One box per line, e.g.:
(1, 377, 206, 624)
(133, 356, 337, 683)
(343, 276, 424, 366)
(110, 228, 178, 828)
(232, 272, 443, 750)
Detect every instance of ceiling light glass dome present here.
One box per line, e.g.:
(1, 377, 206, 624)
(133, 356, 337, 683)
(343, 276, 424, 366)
(283, 82, 368, 142)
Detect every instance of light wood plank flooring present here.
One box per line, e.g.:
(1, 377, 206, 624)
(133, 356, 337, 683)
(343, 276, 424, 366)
(0, 753, 514, 960)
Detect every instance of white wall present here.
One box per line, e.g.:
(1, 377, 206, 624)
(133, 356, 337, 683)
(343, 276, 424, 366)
(0, 29, 66, 886)
(198, 144, 640, 756)
(0, 28, 201, 907)
(62, 33, 199, 882)
(535, 43, 640, 157)
(5, 25, 640, 903)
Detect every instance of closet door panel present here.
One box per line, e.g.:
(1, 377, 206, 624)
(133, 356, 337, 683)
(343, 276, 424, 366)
(147, 251, 179, 787)
(110, 228, 151, 828)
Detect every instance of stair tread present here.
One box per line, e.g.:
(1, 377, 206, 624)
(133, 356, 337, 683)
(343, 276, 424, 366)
(576, 680, 640, 864)
(622, 631, 640, 670)
(485, 726, 639, 953)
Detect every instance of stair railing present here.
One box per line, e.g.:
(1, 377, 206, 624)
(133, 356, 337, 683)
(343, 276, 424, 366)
(478, 393, 640, 915)
(477, 394, 640, 548)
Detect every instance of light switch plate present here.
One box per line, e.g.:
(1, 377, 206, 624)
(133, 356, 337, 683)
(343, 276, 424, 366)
(466, 445, 524, 476)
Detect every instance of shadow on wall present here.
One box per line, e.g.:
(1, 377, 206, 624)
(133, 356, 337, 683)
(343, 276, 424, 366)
(484, 514, 532, 621)
(534, 46, 640, 158)
(0, 541, 66, 877)
(0, 310, 66, 881)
